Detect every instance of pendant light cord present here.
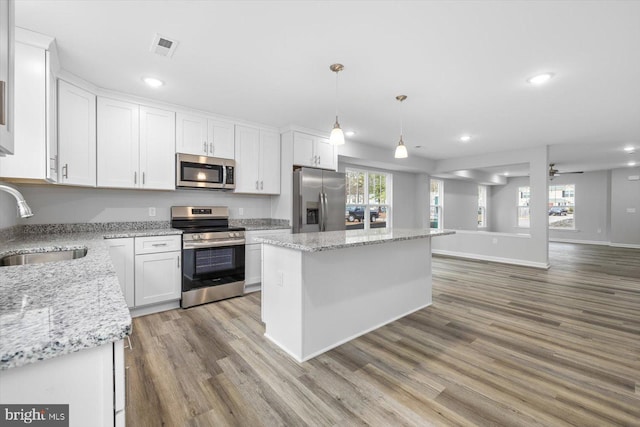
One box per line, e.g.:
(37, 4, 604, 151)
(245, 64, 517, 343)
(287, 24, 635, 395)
(335, 71, 339, 122)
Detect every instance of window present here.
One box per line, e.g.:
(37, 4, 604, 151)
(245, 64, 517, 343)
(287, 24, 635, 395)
(430, 179, 443, 229)
(517, 186, 530, 228)
(549, 184, 575, 229)
(345, 168, 391, 230)
(478, 185, 487, 228)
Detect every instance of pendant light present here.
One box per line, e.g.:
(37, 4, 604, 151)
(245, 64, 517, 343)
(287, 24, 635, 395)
(329, 63, 345, 145)
(394, 95, 408, 158)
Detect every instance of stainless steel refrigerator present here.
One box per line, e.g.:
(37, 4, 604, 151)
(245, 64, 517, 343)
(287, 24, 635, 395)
(293, 168, 346, 233)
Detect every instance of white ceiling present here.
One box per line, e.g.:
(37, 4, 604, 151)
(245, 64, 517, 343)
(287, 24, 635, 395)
(16, 0, 640, 173)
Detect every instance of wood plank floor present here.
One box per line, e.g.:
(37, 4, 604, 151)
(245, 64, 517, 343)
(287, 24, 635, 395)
(126, 242, 640, 426)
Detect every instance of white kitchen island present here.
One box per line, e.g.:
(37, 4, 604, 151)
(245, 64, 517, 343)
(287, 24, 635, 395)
(256, 228, 454, 362)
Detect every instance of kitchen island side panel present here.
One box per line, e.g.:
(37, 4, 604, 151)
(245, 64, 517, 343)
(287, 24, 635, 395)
(262, 236, 432, 362)
(262, 245, 303, 359)
(301, 237, 432, 360)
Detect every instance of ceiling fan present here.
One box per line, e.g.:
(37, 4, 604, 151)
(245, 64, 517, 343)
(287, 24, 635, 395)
(549, 163, 583, 180)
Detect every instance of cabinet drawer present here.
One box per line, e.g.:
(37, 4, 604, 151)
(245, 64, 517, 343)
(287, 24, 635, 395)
(245, 229, 290, 245)
(134, 235, 181, 254)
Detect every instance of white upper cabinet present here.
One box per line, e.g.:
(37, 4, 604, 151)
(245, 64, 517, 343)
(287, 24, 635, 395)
(139, 106, 175, 190)
(97, 97, 175, 190)
(176, 112, 234, 159)
(234, 125, 280, 194)
(57, 80, 96, 187)
(97, 97, 139, 188)
(293, 131, 336, 170)
(0, 38, 57, 181)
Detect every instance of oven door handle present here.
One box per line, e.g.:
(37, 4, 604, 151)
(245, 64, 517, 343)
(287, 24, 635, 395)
(183, 239, 245, 249)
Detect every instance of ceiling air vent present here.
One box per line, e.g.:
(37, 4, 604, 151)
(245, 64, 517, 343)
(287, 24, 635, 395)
(150, 33, 178, 58)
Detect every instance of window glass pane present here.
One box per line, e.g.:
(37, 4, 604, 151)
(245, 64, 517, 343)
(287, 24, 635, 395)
(345, 169, 391, 230)
(368, 173, 387, 204)
(478, 185, 487, 228)
(549, 184, 575, 229)
(517, 186, 530, 228)
(430, 180, 443, 229)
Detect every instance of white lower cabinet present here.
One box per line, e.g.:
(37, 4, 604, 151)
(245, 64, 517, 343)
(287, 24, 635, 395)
(107, 235, 181, 312)
(245, 229, 290, 290)
(0, 340, 125, 427)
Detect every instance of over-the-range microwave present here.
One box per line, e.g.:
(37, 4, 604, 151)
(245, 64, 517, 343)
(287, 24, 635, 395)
(176, 153, 235, 190)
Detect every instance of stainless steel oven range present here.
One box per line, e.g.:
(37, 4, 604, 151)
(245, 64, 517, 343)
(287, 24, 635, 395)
(171, 206, 245, 308)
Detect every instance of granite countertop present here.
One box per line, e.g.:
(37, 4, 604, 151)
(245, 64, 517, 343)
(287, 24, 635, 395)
(229, 218, 291, 231)
(0, 223, 181, 370)
(256, 228, 455, 252)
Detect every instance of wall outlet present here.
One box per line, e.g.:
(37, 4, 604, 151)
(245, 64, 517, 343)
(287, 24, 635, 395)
(239, 207, 244, 216)
(627, 207, 637, 214)
(148, 207, 156, 217)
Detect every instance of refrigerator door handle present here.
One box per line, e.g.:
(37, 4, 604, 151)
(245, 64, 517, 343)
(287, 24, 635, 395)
(319, 192, 324, 232)
(322, 192, 328, 231)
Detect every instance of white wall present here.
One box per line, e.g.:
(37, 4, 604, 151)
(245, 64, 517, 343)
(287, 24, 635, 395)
(13, 184, 274, 224)
(441, 178, 478, 230)
(610, 166, 640, 247)
(432, 146, 549, 268)
(490, 176, 529, 234)
(548, 170, 610, 243)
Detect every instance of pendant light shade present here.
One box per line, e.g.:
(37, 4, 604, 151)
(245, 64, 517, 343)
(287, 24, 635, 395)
(329, 63, 345, 146)
(394, 95, 408, 159)
(394, 136, 408, 159)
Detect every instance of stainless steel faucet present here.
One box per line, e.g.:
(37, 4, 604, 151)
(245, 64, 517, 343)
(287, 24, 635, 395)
(0, 182, 34, 218)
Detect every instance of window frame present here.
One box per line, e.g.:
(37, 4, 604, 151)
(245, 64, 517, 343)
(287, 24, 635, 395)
(478, 185, 488, 229)
(548, 183, 576, 230)
(430, 179, 444, 230)
(345, 167, 392, 230)
(517, 186, 531, 229)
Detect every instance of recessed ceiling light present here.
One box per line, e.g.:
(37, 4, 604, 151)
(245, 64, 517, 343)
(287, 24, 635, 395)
(624, 146, 635, 153)
(527, 72, 554, 85)
(143, 77, 164, 88)
(460, 135, 472, 142)
(629, 161, 637, 167)
(345, 131, 356, 137)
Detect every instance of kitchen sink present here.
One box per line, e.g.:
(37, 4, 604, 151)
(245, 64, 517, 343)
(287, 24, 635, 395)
(1, 248, 88, 266)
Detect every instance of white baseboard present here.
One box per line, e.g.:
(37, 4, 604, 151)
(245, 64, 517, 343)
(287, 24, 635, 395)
(432, 249, 550, 270)
(609, 243, 640, 249)
(130, 300, 180, 318)
(549, 238, 610, 246)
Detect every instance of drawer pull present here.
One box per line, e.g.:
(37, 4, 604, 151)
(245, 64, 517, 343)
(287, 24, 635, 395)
(151, 243, 168, 247)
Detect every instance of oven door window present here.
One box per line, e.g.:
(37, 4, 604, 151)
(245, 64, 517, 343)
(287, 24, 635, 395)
(181, 162, 223, 184)
(183, 245, 245, 282)
(196, 247, 234, 274)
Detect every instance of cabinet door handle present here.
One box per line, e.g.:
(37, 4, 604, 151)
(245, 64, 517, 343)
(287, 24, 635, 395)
(142, 172, 145, 185)
(260, 180, 264, 190)
(177, 255, 180, 268)
(49, 156, 57, 172)
(209, 142, 214, 154)
(62, 163, 68, 179)
(134, 171, 137, 184)
(203, 141, 208, 154)
(0, 81, 6, 126)
(318, 155, 321, 165)
(255, 180, 259, 190)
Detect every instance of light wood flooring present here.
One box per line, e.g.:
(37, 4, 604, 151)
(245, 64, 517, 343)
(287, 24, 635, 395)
(126, 242, 640, 426)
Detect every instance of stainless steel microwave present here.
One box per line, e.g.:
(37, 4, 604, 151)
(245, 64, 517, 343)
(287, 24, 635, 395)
(176, 153, 235, 190)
